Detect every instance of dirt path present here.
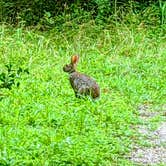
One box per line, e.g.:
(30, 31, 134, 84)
(130, 104, 166, 165)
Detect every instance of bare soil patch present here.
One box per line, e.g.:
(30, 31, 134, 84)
(130, 104, 166, 165)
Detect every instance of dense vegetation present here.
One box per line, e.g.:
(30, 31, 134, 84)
(1, 0, 166, 26)
(0, 0, 166, 165)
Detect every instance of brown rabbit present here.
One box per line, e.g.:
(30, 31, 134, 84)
(63, 55, 100, 99)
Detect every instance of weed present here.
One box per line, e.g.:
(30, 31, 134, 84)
(0, 64, 29, 90)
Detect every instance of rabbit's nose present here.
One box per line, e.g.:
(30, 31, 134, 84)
(63, 66, 66, 71)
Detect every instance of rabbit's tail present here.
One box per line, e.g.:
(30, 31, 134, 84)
(92, 85, 100, 99)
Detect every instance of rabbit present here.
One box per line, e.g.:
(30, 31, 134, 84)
(63, 55, 100, 99)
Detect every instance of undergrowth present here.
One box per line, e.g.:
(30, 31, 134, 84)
(0, 6, 166, 165)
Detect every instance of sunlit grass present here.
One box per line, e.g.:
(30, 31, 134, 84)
(0, 14, 166, 165)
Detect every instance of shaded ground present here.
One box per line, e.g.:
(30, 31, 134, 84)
(130, 104, 166, 165)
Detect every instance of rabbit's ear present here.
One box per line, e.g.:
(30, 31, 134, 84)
(71, 55, 79, 65)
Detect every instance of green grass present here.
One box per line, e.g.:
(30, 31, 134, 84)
(0, 14, 166, 165)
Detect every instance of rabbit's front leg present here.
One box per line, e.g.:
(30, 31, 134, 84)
(75, 88, 85, 98)
(75, 92, 81, 98)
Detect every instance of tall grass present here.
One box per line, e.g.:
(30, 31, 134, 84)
(159, 0, 166, 24)
(0, 5, 166, 165)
